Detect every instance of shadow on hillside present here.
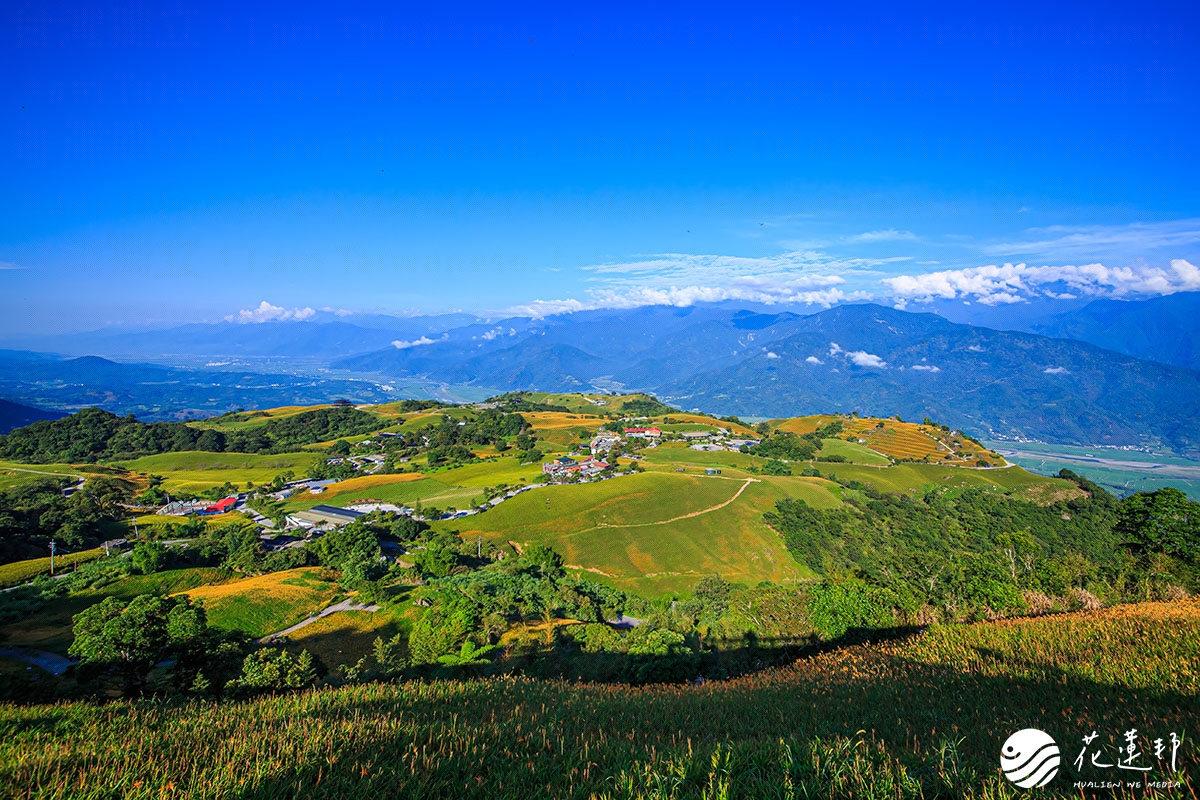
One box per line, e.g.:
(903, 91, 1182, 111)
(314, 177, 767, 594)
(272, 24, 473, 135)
(228, 645, 1198, 800)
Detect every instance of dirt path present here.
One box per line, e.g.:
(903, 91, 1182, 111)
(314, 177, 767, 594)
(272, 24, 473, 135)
(258, 598, 382, 643)
(597, 477, 760, 529)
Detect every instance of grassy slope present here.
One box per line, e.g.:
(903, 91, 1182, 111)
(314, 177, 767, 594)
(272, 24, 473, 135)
(817, 437, 892, 465)
(187, 405, 336, 432)
(0, 567, 240, 654)
(283, 475, 484, 512)
(440, 472, 832, 595)
(114, 451, 321, 492)
(177, 567, 341, 638)
(2, 601, 1195, 800)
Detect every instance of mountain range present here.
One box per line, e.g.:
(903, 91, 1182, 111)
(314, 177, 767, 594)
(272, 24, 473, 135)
(0, 295, 1197, 453)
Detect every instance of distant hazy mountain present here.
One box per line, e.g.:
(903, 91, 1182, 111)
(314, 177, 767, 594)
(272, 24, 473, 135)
(8, 300, 1200, 452)
(338, 303, 1200, 453)
(0, 313, 480, 360)
(0, 351, 399, 421)
(1028, 292, 1200, 370)
(0, 398, 65, 434)
(658, 304, 1200, 452)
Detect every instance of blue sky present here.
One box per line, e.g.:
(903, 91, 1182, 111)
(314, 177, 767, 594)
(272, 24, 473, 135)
(2, 1, 1199, 333)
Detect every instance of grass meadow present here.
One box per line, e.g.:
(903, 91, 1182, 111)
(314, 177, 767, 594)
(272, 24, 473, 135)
(1, 601, 1194, 799)
(177, 568, 342, 638)
(113, 452, 321, 493)
(439, 472, 825, 595)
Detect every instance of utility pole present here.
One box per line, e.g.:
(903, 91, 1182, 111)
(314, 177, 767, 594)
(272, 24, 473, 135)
(49, 540, 56, 575)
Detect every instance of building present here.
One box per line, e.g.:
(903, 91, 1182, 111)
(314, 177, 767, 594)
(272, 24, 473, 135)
(704, 468, 723, 475)
(680, 431, 711, 440)
(542, 455, 606, 478)
(293, 505, 364, 527)
(590, 433, 621, 455)
(203, 497, 238, 514)
(307, 479, 337, 494)
(623, 427, 662, 438)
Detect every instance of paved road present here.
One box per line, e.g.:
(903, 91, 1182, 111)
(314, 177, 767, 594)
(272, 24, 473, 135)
(0, 646, 72, 675)
(258, 598, 382, 643)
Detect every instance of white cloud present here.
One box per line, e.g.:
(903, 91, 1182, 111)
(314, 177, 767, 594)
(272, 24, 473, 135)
(911, 364, 941, 372)
(805, 356, 824, 365)
(829, 341, 886, 368)
(479, 327, 515, 341)
(882, 260, 1200, 306)
(503, 284, 868, 319)
(228, 301, 316, 324)
(765, 351, 779, 359)
(0, 261, 26, 270)
(1043, 366, 1070, 375)
(391, 334, 446, 350)
(985, 219, 1200, 259)
(967, 344, 985, 352)
(847, 351, 887, 368)
(847, 229, 916, 243)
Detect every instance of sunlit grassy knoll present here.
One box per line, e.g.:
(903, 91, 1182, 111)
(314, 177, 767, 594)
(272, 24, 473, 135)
(283, 476, 483, 512)
(123, 512, 246, 538)
(2, 601, 1194, 799)
(114, 451, 321, 492)
(187, 405, 337, 432)
(176, 567, 342, 638)
(523, 411, 604, 430)
(442, 472, 818, 595)
(816, 437, 892, 465)
(773, 414, 1003, 465)
(0, 547, 109, 588)
(638, 445, 764, 474)
(432, 457, 547, 487)
(812, 460, 1070, 497)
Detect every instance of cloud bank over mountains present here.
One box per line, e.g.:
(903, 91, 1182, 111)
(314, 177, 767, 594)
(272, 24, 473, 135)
(223, 217, 1200, 323)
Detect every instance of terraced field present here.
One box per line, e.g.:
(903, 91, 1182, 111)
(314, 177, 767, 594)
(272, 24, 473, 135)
(775, 414, 1002, 465)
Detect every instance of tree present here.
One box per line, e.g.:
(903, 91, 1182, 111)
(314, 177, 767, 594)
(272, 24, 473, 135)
(755, 422, 772, 436)
(130, 541, 167, 574)
(409, 598, 479, 664)
(70, 594, 212, 696)
(225, 648, 319, 696)
(762, 459, 791, 476)
(330, 439, 351, 456)
(694, 575, 730, 621)
(1116, 488, 1200, 560)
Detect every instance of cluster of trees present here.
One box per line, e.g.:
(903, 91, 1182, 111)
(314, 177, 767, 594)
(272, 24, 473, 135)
(69, 592, 321, 698)
(488, 392, 573, 413)
(746, 431, 823, 461)
(421, 410, 530, 467)
(0, 407, 383, 462)
(763, 473, 1198, 631)
(0, 477, 130, 562)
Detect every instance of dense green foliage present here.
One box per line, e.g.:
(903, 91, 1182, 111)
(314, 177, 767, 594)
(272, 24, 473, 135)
(747, 430, 821, 461)
(0, 406, 382, 462)
(0, 476, 129, 561)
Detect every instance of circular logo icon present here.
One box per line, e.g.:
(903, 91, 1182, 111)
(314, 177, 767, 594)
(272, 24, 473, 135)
(1001, 729, 1060, 789)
